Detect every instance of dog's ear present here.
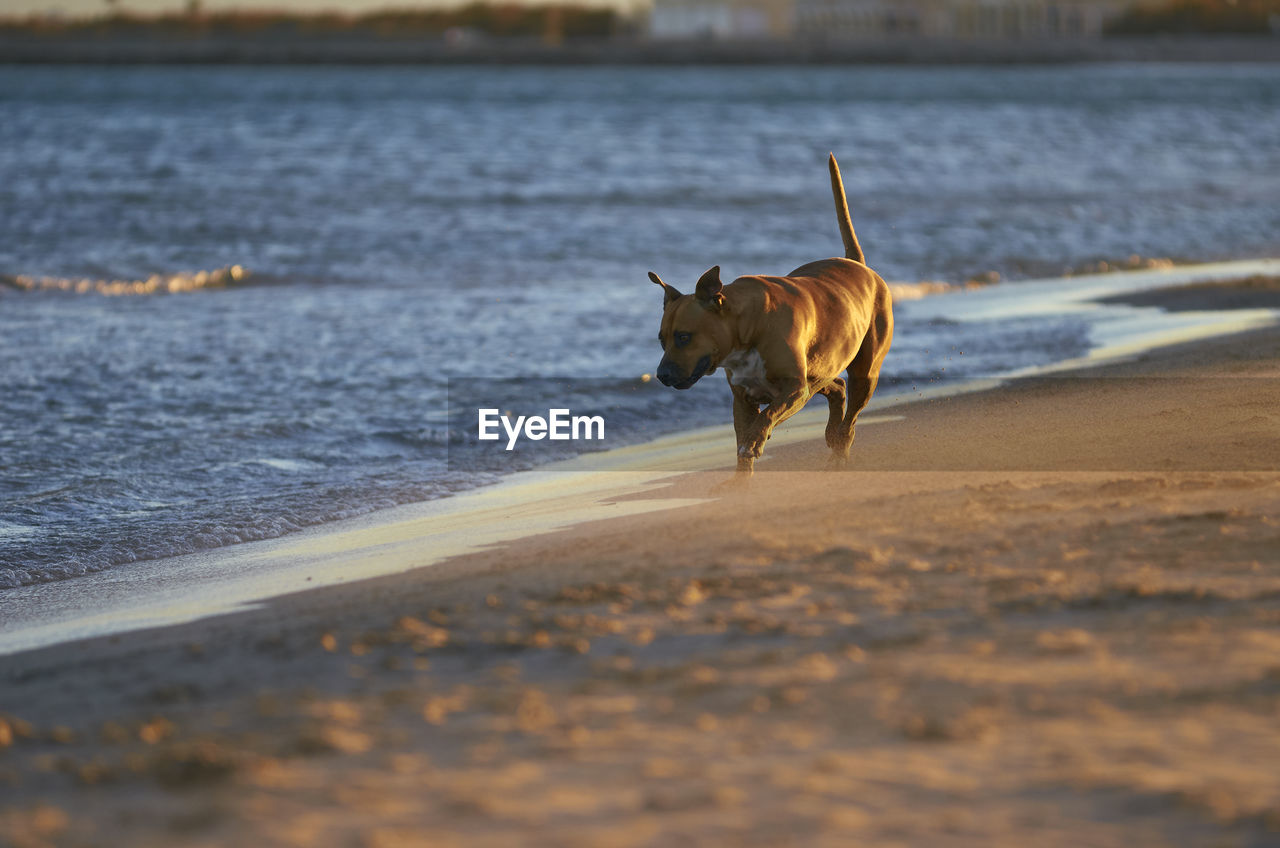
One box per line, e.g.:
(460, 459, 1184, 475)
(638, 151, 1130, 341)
(695, 266, 725, 311)
(648, 271, 682, 305)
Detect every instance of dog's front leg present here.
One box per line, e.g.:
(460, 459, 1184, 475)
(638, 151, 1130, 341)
(731, 386, 762, 474)
(742, 379, 809, 463)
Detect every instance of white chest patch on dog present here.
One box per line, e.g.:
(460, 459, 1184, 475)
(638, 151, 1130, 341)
(721, 349, 774, 401)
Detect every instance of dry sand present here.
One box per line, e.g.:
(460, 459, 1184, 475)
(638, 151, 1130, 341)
(1, 314, 1278, 847)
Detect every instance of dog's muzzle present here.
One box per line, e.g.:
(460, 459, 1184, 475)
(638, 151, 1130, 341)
(656, 355, 712, 390)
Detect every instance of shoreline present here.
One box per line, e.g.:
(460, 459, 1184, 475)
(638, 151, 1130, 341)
(0, 259, 1276, 657)
(3, 34, 1280, 65)
(3, 310, 1275, 669)
(1, 306, 1278, 844)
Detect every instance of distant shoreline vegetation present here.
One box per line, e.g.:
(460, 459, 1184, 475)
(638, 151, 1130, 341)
(0, 5, 628, 42)
(3, 1, 1279, 40)
(2, 2, 1279, 65)
(1106, 0, 1280, 35)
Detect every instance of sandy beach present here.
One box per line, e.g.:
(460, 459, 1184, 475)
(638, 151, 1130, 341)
(2, 284, 1279, 846)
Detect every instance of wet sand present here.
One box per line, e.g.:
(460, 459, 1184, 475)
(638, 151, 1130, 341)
(2, 311, 1278, 846)
(1098, 274, 1280, 313)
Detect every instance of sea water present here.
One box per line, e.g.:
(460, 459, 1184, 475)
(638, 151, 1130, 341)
(2, 64, 1279, 589)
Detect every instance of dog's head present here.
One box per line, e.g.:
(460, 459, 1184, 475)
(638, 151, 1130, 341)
(648, 266, 733, 390)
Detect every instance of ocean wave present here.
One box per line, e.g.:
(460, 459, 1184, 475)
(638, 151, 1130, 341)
(884, 254, 1181, 301)
(0, 265, 251, 296)
(1062, 255, 1177, 277)
(0, 473, 495, 590)
(887, 280, 968, 301)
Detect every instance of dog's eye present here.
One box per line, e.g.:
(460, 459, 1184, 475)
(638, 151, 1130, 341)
(674, 332, 692, 348)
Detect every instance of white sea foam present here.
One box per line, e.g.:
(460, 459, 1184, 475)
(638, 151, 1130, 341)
(887, 280, 967, 301)
(1, 265, 249, 296)
(886, 256, 1178, 302)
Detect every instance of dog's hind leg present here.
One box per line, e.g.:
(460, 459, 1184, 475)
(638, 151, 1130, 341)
(817, 378, 847, 451)
(831, 314, 893, 464)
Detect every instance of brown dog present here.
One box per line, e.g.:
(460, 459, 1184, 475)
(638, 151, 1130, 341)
(648, 154, 893, 475)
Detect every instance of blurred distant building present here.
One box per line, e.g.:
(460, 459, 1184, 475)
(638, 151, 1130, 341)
(648, 0, 1137, 39)
(649, 0, 797, 39)
(795, 0, 1133, 38)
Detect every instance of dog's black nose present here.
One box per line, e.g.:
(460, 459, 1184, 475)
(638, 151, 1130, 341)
(656, 359, 678, 387)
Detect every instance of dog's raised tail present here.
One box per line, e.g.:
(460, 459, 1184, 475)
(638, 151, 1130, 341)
(827, 153, 865, 264)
